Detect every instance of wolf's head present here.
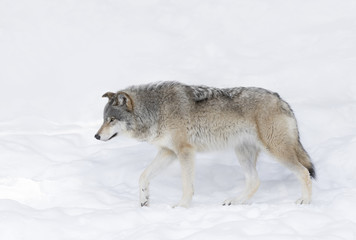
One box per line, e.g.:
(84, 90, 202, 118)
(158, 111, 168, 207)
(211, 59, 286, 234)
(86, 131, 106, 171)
(95, 91, 134, 141)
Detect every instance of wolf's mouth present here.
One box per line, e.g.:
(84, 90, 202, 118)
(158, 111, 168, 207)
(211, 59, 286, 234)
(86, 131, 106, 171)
(108, 133, 118, 140)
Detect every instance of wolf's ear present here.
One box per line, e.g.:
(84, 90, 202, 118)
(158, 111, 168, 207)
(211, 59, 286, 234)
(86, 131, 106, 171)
(116, 92, 134, 112)
(102, 92, 116, 100)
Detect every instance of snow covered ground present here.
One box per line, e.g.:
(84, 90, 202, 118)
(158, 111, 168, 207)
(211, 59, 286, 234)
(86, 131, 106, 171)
(1, 0, 356, 239)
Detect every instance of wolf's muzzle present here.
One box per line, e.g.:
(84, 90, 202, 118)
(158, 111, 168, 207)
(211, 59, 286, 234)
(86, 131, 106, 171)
(94, 134, 101, 140)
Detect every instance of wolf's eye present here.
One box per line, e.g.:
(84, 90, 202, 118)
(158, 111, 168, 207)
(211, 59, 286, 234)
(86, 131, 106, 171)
(109, 117, 115, 123)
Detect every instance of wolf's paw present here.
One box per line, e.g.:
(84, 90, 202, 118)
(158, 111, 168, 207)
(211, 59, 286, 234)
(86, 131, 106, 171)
(140, 200, 149, 207)
(222, 197, 248, 206)
(139, 188, 149, 207)
(172, 203, 189, 208)
(296, 198, 311, 205)
(140, 198, 149, 207)
(172, 200, 191, 209)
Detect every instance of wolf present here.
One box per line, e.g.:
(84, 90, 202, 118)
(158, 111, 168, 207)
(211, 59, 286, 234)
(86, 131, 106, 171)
(95, 81, 315, 208)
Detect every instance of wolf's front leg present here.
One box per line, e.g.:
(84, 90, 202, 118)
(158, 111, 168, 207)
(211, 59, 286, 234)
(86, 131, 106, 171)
(139, 148, 176, 207)
(174, 144, 195, 208)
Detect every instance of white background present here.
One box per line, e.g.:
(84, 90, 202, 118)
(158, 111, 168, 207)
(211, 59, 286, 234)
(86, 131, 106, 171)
(0, 0, 356, 239)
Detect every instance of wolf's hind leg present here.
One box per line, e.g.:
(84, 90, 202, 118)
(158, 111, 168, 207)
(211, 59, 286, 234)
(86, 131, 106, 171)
(223, 144, 260, 206)
(259, 115, 313, 204)
(269, 144, 312, 204)
(139, 148, 176, 207)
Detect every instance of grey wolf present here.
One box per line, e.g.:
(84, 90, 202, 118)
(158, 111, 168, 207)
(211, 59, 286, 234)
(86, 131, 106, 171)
(95, 81, 315, 207)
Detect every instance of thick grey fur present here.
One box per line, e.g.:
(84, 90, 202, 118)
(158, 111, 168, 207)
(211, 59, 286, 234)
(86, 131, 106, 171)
(95, 81, 315, 207)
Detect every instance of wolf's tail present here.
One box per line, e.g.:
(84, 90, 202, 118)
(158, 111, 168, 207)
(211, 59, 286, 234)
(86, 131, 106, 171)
(295, 140, 316, 179)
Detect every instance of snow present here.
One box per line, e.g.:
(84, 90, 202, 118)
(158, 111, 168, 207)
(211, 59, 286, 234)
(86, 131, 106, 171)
(1, 0, 356, 239)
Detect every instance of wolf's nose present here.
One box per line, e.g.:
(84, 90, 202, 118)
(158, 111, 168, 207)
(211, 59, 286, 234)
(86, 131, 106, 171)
(95, 134, 101, 140)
